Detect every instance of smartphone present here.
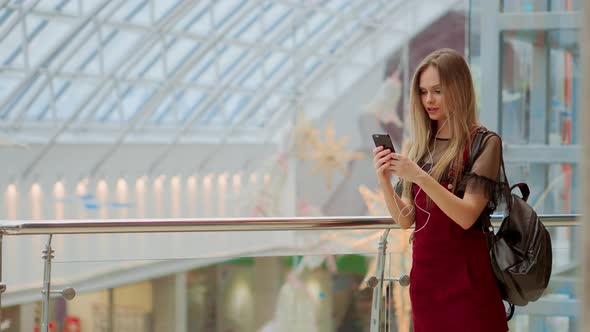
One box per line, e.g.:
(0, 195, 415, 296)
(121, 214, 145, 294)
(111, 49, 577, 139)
(372, 134, 396, 153)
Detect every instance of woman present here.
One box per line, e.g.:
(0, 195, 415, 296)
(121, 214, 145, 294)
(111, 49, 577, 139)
(372, 48, 509, 331)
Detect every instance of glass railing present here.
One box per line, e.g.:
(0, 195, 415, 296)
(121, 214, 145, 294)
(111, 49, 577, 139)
(0, 214, 579, 332)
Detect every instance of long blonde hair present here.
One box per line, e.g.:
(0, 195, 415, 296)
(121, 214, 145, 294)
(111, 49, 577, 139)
(402, 48, 479, 198)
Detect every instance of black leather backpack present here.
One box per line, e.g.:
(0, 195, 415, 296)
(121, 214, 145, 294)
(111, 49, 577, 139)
(467, 129, 553, 320)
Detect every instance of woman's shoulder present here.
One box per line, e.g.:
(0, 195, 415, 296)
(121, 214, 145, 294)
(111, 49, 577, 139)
(470, 126, 503, 145)
(471, 125, 490, 135)
(467, 126, 502, 158)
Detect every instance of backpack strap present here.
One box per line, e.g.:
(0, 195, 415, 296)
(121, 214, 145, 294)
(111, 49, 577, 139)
(511, 183, 530, 202)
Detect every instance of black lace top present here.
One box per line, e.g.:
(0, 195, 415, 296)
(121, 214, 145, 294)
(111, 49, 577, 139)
(395, 134, 511, 213)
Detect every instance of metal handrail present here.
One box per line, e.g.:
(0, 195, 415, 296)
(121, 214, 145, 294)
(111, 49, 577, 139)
(0, 213, 581, 332)
(0, 214, 580, 235)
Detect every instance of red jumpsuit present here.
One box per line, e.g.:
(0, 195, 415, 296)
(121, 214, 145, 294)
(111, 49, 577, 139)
(409, 180, 508, 332)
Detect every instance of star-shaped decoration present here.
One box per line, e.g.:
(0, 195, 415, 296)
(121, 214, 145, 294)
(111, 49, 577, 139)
(291, 110, 320, 159)
(305, 120, 364, 189)
(358, 185, 388, 216)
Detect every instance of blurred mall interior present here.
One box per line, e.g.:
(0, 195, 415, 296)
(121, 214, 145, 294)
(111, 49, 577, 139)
(0, 0, 587, 331)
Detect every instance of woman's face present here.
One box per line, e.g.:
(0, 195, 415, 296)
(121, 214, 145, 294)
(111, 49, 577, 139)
(419, 65, 448, 121)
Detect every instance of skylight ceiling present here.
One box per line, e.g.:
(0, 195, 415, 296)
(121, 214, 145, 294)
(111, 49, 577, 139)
(0, 0, 417, 145)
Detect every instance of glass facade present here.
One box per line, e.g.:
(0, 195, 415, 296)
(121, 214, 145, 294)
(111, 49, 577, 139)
(469, 0, 581, 216)
(469, 2, 582, 328)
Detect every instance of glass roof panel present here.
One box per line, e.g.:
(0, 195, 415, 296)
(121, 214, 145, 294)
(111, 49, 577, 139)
(0, 7, 15, 28)
(199, 102, 222, 126)
(297, 11, 335, 47)
(291, 22, 306, 48)
(228, 5, 262, 42)
(1, 74, 43, 121)
(112, 0, 149, 23)
(25, 16, 70, 68)
(49, 23, 95, 72)
(154, 1, 186, 23)
(90, 84, 143, 123)
(186, 50, 217, 85)
(93, 89, 119, 123)
(167, 42, 201, 77)
(226, 93, 252, 125)
(277, 75, 296, 94)
(96, 1, 126, 19)
(178, 91, 207, 123)
(0, 16, 23, 67)
(150, 94, 176, 124)
(261, 3, 292, 44)
(175, 1, 212, 34)
(0, 7, 20, 33)
(30, 79, 68, 120)
(100, 27, 144, 73)
(61, 27, 101, 75)
(358, 1, 382, 19)
(72, 90, 99, 124)
(24, 84, 52, 121)
(54, 80, 96, 120)
(259, 99, 286, 128)
(218, 45, 250, 81)
(127, 42, 165, 80)
(35, 0, 79, 14)
(24, 79, 95, 121)
(236, 60, 264, 89)
(264, 52, 290, 79)
(318, 20, 358, 56)
(166, 38, 199, 76)
(0, 78, 20, 114)
(109, 89, 135, 122)
(212, 0, 246, 28)
(120, 85, 157, 121)
(243, 94, 284, 129)
(304, 57, 323, 78)
(324, 0, 353, 11)
(152, 0, 181, 22)
(127, 5, 151, 25)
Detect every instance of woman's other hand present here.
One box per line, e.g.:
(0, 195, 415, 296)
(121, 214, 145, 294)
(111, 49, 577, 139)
(390, 153, 426, 183)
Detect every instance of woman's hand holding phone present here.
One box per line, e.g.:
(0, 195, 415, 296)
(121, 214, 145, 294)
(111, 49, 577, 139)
(371, 133, 425, 183)
(372, 145, 394, 180)
(372, 134, 395, 180)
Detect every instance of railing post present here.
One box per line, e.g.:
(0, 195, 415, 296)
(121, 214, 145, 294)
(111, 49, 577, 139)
(41, 235, 53, 332)
(370, 229, 390, 332)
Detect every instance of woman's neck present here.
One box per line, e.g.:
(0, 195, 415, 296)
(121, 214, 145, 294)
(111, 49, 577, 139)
(435, 120, 451, 139)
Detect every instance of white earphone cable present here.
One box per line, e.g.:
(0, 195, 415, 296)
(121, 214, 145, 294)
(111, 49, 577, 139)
(391, 116, 450, 238)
